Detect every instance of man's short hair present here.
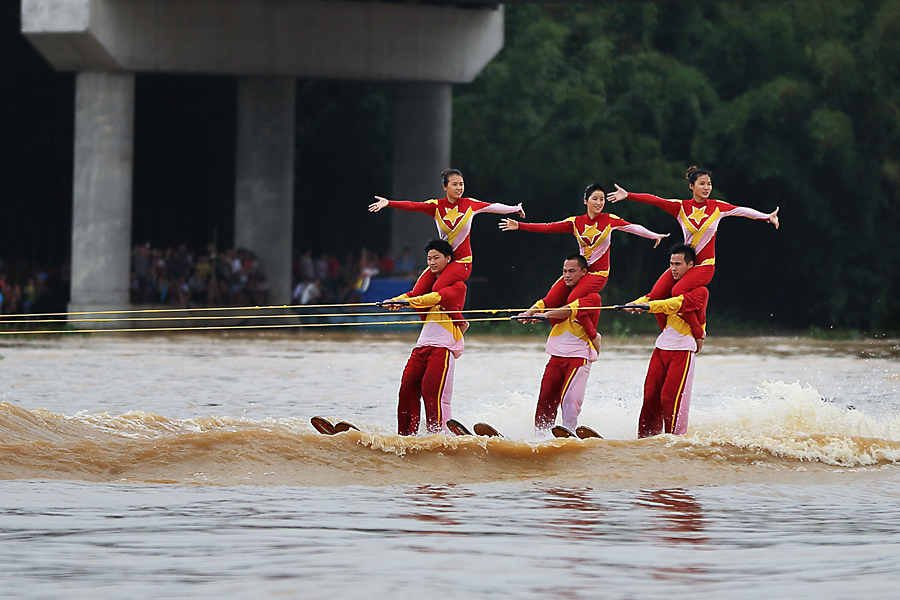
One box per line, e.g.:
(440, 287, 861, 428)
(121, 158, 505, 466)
(670, 243, 696, 265)
(425, 239, 454, 259)
(565, 254, 589, 271)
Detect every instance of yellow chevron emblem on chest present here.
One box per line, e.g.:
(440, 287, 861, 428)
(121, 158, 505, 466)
(578, 223, 602, 245)
(443, 206, 464, 227)
(687, 206, 709, 229)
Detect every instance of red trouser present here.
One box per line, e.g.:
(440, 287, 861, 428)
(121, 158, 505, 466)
(638, 348, 695, 438)
(543, 272, 607, 308)
(648, 265, 714, 330)
(410, 262, 470, 323)
(410, 262, 471, 296)
(535, 356, 591, 432)
(398, 346, 455, 435)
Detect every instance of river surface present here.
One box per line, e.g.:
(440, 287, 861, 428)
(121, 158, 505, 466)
(2, 333, 900, 598)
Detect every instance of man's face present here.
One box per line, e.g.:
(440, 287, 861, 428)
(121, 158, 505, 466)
(426, 249, 452, 275)
(670, 253, 694, 281)
(562, 259, 587, 288)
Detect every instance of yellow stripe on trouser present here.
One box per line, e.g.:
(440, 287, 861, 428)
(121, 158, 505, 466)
(434, 349, 451, 426)
(669, 352, 693, 433)
(559, 358, 587, 403)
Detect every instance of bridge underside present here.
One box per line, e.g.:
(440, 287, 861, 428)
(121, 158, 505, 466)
(22, 0, 504, 320)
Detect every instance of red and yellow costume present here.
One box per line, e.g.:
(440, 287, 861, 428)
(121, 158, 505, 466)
(387, 197, 522, 296)
(390, 281, 467, 436)
(518, 213, 664, 307)
(626, 192, 771, 329)
(530, 293, 601, 433)
(632, 286, 708, 438)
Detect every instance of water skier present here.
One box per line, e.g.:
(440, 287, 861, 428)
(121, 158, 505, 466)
(608, 166, 778, 329)
(369, 168, 524, 296)
(382, 239, 468, 436)
(623, 244, 708, 438)
(500, 183, 667, 308)
(516, 254, 602, 435)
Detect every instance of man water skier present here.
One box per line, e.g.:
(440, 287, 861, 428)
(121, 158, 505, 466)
(516, 255, 602, 435)
(382, 239, 468, 436)
(623, 244, 708, 438)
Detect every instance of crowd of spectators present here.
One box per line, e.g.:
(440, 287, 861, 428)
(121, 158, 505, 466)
(131, 243, 420, 309)
(291, 247, 418, 307)
(0, 259, 70, 316)
(130, 243, 270, 307)
(1, 244, 422, 316)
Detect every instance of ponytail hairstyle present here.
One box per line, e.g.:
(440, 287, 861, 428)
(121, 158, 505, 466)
(583, 182, 607, 200)
(441, 168, 464, 187)
(686, 165, 713, 186)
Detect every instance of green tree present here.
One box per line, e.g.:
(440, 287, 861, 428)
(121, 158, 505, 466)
(454, 1, 900, 333)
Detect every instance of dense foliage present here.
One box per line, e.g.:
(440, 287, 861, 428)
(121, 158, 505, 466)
(454, 1, 900, 332)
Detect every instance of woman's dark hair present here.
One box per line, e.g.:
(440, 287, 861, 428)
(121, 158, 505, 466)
(583, 182, 607, 200)
(441, 168, 464, 187)
(425, 239, 454, 259)
(686, 165, 713, 186)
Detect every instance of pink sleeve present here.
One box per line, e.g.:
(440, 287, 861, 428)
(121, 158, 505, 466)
(608, 215, 665, 240)
(718, 201, 771, 221)
(470, 199, 522, 215)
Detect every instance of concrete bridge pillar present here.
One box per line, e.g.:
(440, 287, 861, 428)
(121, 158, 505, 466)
(391, 82, 453, 266)
(235, 76, 296, 305)
(69, 71, 135, 323)
(23, 0, 504, 315)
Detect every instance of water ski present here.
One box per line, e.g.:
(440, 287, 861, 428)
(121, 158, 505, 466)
(446, 419, 472, 436)
(552, 425, 576, 439)
(575, 425, 603, 439)
(333, 421, 360, 433)
(311, 416, 337, 435)
(472, 422, 503, 438)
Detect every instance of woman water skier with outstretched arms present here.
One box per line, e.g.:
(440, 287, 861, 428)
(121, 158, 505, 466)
(499, 183, 668, 308)
(369, 168, 525, 296)
(607, 166, 779, 328)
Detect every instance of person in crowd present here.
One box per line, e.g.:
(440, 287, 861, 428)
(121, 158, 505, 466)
(394, 247, 416, 278)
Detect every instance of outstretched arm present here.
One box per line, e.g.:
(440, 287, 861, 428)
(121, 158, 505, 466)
(721, 203, 780, 229)
(471, 199, 526, 218)
(612, 217, 670, 248)
(500, 219, 572, 234)
(369, 196, 437, 215)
